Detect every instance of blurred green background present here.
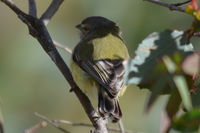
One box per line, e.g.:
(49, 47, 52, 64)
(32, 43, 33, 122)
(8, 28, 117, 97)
(0, 0, 199, 133)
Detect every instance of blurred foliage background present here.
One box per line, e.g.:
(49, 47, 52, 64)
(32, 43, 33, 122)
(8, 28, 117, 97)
(0, 0, 199, 133)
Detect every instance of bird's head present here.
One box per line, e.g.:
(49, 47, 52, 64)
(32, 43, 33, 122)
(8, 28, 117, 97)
(76, 16, 120, 40)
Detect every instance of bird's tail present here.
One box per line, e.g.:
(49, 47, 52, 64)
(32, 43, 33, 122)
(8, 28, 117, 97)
(98, 89, 122, 122)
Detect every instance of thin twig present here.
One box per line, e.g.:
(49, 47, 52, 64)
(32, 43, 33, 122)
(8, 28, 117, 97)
(107, 127, 136, 133)
(40, 0, 64, 25)
(144, 0, 186, 13)
(53, 120, 93, 127)
(172, 0, 191, 7)
(28, 0, 37, 17)
(53, 40, 72, 54)
(35, 112, 136, 133)
(24, 121, 47, 133)
(118, 120, 125, 133)
(35, 113, 70, 133)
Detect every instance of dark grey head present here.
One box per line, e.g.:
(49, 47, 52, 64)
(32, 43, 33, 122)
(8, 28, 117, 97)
(76, 16, 120, 40)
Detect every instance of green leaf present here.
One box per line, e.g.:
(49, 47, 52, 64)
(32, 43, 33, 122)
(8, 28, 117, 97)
(165, 88, 181, 119)
(173, 75, 193, 111)
(185, 8, 200, 21)
(144, 70, 177, 111)
(191, 76, 200, 108)
(172, 109, 200, 132)
(163, 56, 193, 111)
(185, 7, 196, 16)
(194, 11, 200, 21)
(145, 74, 170, 111)
(193, 21, 200, 32)
(124, 30, 194, 112)
(192, 89, 200, 108)
(125, 30, 193, 85)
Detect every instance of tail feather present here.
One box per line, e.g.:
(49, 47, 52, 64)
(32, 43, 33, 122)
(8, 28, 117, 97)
(98, 88, 122, 122)
(111, 100, 122, 122)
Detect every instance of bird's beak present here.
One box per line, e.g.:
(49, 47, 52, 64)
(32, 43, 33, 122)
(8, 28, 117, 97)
(76, 24, 82, 29)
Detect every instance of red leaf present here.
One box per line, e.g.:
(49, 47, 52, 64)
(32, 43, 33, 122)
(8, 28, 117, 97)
(188, 0, 199, 10)
(182, 52, 200, 76)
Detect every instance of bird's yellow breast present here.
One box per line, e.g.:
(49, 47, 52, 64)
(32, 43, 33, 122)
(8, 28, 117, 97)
(70, 61, 98, 97)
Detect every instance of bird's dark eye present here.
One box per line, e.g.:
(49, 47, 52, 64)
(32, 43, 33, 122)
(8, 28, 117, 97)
(82, 26, 90, 32)
(80, 24, 91, 32)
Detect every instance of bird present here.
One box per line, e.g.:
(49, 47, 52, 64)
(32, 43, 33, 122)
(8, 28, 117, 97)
(70, 16, 130, 122)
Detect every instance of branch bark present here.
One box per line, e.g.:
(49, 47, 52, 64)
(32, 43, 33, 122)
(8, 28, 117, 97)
(144, 0, 186, 13)
(24, 121, 48, 133)
(40, 0, 64, 25)
(28, 0, 37, 17)
(34, 113, 70, 133)
(34, 112, 136, 133)
(53, 40, 72, 54)
(0, 0, 107, 133)
(118, 120, 125, 133)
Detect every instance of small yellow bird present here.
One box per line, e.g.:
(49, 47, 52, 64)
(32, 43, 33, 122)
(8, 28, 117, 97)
(71, 16, 130, 122)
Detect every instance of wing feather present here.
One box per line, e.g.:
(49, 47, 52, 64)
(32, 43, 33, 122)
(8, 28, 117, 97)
(74, 55, 125, 98)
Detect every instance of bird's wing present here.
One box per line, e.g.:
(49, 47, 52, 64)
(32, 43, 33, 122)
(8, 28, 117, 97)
(74, 56, 125, 98)
(72, 34, 129, 98)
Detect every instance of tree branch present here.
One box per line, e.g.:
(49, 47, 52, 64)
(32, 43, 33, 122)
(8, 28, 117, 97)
(35, 112, 136, 133)
(24, 121, 48, 133)
(144, 0, 186, 13)
(53, 40, 72, 54)
(172, 0, 191, 7)
(28, 0, 37, 17)
(40, 0, 64, 25)
(118, 120, 125, 133)
(34, 113, 70, 133)
(1, 0, 27, 16)
(0, 0, 108, 133)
